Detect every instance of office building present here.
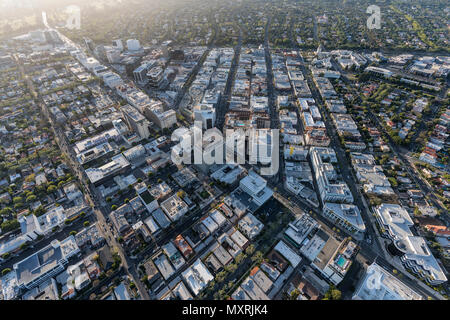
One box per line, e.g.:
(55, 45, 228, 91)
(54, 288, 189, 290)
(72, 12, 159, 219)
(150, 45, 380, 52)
(352, 262, 423, 300)
(121, 104, 150, 139)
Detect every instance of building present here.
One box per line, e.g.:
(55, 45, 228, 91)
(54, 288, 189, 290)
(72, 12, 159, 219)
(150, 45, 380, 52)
(240, 277, 269, 300)
(365, 66, 393, 78)
(238, 213, 264, 240)
(352, 262, 423, 300)
(310, 147, 353, 203)
(181, 259, 213, 296)
(162, 242, 185, 270)
(309, 236, 356, 285)
(153, 252, 175, 280)
(250, 266, 273, 294)
(239, 171, 273, 207)
(149, 182, 172, 200)
(284, 214, 319, 249)
(112, 39, 123, 51)
(374, 204, 447, 285)
(350, 153, 395, 197)
(22, 278, 59, 300)
(19, 206, 67, 238)
(231, 286, 251, 300)
(143, 101, 177, 130)
(172, 281, 193, 300)
(114, 282, 132, 300)
(275, 240, 302, 269)
(126, 39, 141, 51)
(111, 205, 131, 235)
(160, 195, 189, 222)
(174, 235, 194, 260)
(135, 183, 159, 214)
(133, 64, 150, 84)
(210, 164, 245, 185)
(13, 237, 80, 290)
(323, 203, 366, 238)
(147, 66, 165, 89)
(121, 104, 150, 139)
(193, 104, 216, 129)
(85, 154, 130, 185)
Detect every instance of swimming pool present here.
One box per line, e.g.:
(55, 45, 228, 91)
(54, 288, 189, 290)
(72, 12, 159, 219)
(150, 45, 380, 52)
(336, 255, 347, 268)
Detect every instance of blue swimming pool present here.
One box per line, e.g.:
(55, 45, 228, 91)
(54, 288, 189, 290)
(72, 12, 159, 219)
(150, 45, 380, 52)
(336, 256, 347, 268)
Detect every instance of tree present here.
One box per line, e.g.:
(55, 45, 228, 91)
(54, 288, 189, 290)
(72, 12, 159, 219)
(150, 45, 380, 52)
(251, 251, 264, 264)
(245, 244, 255, 255)
(0, 207, 13, 216)
(388, 177, 398, 187)
(1, 268, 11, 276)
(215, 271, 227, 283)
(414, 206, 421, 217)
(290, 289, 300, 300)
(176, 190, 185, 198)
(324, 285, 342, 300)
(225, 263, 238, 273)
(1, 219, 19, 233)
(235, 252, 246, 265)
(12, 196, 23, 204)
(26, 194, 37, 203)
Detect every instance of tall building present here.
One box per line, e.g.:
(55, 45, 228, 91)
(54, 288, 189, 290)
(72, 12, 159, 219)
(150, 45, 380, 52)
(126, 39, 141, 51)
(112, 39, 123, 51)
(106, 48, 122, 64)
(143, 101, 177, 130)
(133, 64, 149, 84)
(193, 104, 216, 129)
(310, 147, 353, 204)
(121, 104, 150, 139)
(239, 171, 273, 207)
(374, 203, 447, 285)
(83, 37, 95, 51)
(93, 45, 107, 61)
(133, 62, 156, 84)
(147, 66, 165, 89)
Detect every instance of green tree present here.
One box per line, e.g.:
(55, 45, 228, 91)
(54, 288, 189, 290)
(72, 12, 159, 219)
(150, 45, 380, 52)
(1, 268, 11, 276)
(324, 285, 342, 300)
(245, 244, 255, 255)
